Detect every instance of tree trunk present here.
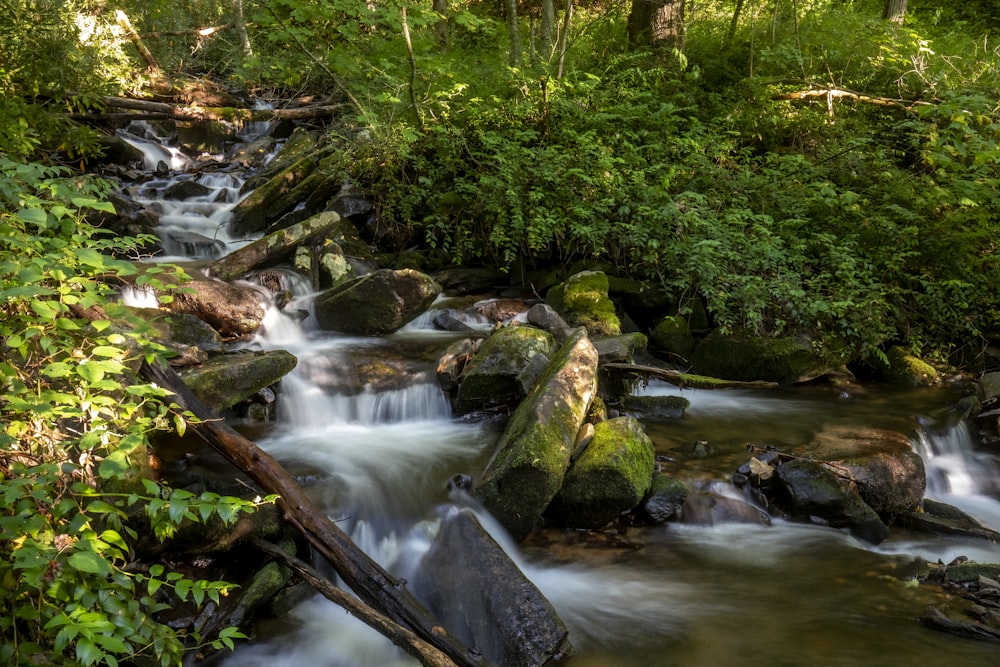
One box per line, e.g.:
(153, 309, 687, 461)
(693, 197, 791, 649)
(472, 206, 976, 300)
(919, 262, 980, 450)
(883, 0, 906, 24)
(627, 0, 685, 51)
(86, 97, 342, 122)
(541, 0, 555, 60)
(432, 0, 449, 48)
(233, 0, 253, 56)
(505, 0, 522, 67)
(726, 0, 745, 46)
(137, 360, 490, 667)
(555, 0, 573, 78)
(115, 10, 159, 72)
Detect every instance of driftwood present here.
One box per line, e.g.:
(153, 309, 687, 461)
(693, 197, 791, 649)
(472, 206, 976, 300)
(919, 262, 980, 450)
(87, 96, 343, 122)
(138, 359, 487, 667)
(602, 362, 780, 389)
(252, 539, 456, 667)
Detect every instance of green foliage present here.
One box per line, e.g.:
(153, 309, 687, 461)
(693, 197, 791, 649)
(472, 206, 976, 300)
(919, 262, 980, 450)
(0, 157, 272, 666)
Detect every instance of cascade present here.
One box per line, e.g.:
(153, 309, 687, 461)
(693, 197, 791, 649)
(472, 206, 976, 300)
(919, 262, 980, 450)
(118, 126, 1000, 667)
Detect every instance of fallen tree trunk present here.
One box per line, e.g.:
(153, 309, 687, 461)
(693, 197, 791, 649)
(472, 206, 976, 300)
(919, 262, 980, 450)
(602, 362, 779, 389)
(773, 88, 932, 113)
(92, 96, 342, 122)
(138, 359, 488, 667)
(252, 539, 456, 667)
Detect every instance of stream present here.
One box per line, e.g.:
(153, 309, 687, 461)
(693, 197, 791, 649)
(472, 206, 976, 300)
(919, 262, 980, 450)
(118, 123, 1000, 667)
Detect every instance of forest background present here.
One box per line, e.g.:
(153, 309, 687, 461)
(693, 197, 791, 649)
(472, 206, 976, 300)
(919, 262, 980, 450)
(1, 0, 1000, 665)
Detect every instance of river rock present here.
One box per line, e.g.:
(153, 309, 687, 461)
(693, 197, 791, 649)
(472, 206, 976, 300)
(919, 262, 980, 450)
(526, 303, 573, 342)
(872, 345, 940, 387)
(163, 178, 212, 200)
(547, 416, 656, 529)
(771, 459, 890, 544)
(437, 338, 479, 394)
(474, 328, 599, 540)
(690, 329, 849, 384)
(412, 508, 572, 665)
(545, 270, 621, 337)
(679, 490, 771, 526)
(227, 134, 277, 169)
(163, 275, 267, 338)
(175, 119, 235, 155)
(642, 475, 690, 523)
(229, 149, 325, 237)
(180, 349, 297, 410)
(619, 394, 690, 419)
(455, 326, 556, 414)
(241, 128, 320, 192)
(592, 332, 648, 364)
(805, 425, 926, 517)
(313, 268, 441, 335)
(899, 498, 1000, 542)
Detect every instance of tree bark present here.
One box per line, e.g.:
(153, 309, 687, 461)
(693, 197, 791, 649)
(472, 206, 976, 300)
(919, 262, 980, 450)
(602, 362, 779, 389)
(541, 0, 555, 60)
(137, 359, 490, 667)
(627, 0, 685, 51)
(433, 0, 449, 48)
(233, 0, 253, 56)
(555, 0, 573, 79)
(883, 0, 907, 24)
(115, 10, 159, 72)
(505, 0, 522, 67)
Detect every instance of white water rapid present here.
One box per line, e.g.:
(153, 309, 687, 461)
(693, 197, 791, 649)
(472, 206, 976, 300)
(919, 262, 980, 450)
(120, 126, 1000, 667)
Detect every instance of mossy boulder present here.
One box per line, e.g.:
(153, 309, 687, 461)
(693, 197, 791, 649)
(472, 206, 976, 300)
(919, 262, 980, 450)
(592, 332, 648, 364)
(649, 315, 696, 361)
(474, 328, 599, 540)
(547, 416, 656, 529)
(619, 394, 690, 419)
(873, 346, 940, 387)
(180, 349, 297, 411)
(545, 270, 621, 337)
(313, 269, 441, 336)
(690, 329, 847, 384)
(229, 151, 322, 237)
(771, 459, 890, 544)
(456, 326, 556, 414)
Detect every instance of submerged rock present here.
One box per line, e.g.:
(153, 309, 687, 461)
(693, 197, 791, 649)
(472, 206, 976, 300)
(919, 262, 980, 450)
(413, 508, 572, 666)
(679, 490, 771, 526)
(474, 328, 599, 540)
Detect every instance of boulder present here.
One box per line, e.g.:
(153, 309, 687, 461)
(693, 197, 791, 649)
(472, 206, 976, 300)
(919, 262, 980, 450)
(437, 338, 478, 394)
(592, 332, 648, 364)
(642, 475, 689, 523)
(227, 134, 277, 170)
(241, 128, 319, 192)
(690, 329, 849, 384)
(805, 426, 926, 517)
(180, 350, 297, 410)
(474, 328, 599, 540)
(649, 315, 696, 361)
(163, 179, 212, 200)
(412, 508, 572, 666)
(545, 270, 621, 337)
(526, 303, 573, 342)
(547, 416, 656, 528)
(899, 498, 1000, 542)
(209, 211, 349, 282)
(619, 394, 690, 419)
(456, 326, 556, 414)
(163, 275, 266, 338)
(175, 119, 235, 155)
(872, 345, 940, 387)
(229, 148, 330, 237)
(313, 269, 441, 336)
(771, 459, 890, 544)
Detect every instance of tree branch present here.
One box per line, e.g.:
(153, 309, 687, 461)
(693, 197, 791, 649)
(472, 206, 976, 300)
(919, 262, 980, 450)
(773, 88, 932, 112)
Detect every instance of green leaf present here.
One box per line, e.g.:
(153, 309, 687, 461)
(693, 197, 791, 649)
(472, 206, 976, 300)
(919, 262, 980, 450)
(68, 550, 112, 576)
(76, 248, 106, 269)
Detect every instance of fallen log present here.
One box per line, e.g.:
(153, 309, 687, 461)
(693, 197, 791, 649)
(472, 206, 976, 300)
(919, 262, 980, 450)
(138, 359, 488, 667)
(602, 362, 779, 390)
(93, 96, 343, 122)
(773, 88, 932, 113)
(252, 539, 456, 667)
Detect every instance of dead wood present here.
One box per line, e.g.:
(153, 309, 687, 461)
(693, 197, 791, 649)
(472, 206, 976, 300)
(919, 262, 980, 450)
(94, 96, 342, 122)
(773, 88, 932, 113)
(602, 362, 780, 389)
(138, 359, 489, 667)
(252, 539, 457, 667)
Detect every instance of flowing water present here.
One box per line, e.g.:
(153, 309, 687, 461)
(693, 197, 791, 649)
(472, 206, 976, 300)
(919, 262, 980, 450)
(121, 127, 1000, 667)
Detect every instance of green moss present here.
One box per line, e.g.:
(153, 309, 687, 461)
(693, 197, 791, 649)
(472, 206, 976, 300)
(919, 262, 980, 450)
(545, 270, 621, 337)
(650, 315, 695, 360)
(691, 329, 850, 384)
(875, 346, 940, 387)
(457, 326, 556, 413)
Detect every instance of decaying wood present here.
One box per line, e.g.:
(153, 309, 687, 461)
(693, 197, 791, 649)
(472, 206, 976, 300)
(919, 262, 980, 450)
(602, 362, 779, 389)
(773, 88, 932, 113)
(116, 10, 159, 72)
(138, 360, 488, 667)
(95, 96, 342, 122)
(145, 24, 234, 38)
(252, 539, 456, 667)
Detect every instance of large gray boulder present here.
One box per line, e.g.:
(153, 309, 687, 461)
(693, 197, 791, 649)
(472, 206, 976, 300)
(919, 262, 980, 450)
(313, 269, 441, 335)
(412, 508, 572, 666)
(547, 416, 656, 528)
(455, 326, 556, 414)
(474, 328, 599, 540)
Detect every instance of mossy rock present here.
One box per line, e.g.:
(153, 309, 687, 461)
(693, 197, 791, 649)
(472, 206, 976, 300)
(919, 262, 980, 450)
(545, 270, 621, 337)
(313, 269, 442, 336)
(592, 332, 648, 364)
(873, 346, 940, 387)
(690, 329, 848, 384)
(548, 416, 656, 529)
(456, 326, 556, 414)
(180, 350, 297, 411)
(474, 329, 599, 540)
(642, 475, 689, 523)
(649, 315, 695, 360)
(619, 394, 690, 419)
(230, 151, 322, 237)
